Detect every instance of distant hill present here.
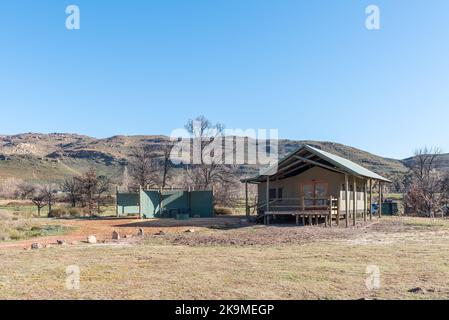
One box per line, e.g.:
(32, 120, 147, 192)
(402, 153, 449, 172)
(0, 133, 430, 184)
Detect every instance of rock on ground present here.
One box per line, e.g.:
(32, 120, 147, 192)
(31, 243, 44, 250)
(112, 231, 120, 240)
(87, 235, 97, 244)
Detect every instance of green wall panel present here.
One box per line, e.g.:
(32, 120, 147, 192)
(116, 193, 139, 216)
(140, 190, 160, 218)
(190, 191, 214, 217)
(161, 191, 189, 217)
(117, 190, 214, 219)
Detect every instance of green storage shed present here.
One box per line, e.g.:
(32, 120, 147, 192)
(116, 188, 214, 219)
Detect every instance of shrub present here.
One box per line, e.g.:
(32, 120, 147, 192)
(0, 210, 12, 221)
(48, 208, 69, 218)
(68, 208, 82, 217)
(8, 228, 22, 240)
(214, 207, 234, 216)
(0, 217, 24, 241)
(0, 225, 11, 241)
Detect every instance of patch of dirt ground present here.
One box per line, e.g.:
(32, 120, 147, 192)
(163, 225, 359, 246)
(344, 217, 449, 245)
(158, 217, 449, 246)
(3, 215, 449, 250)
(0, 216, 250, 249)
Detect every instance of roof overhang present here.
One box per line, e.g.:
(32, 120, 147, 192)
(241, 144, 392, 184)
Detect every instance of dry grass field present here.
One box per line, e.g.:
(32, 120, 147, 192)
(1, 215, 449, 300)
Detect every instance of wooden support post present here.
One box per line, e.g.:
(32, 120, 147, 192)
(378, 181, 383, 218)
(245, 182, 249, 217)
(266, 176, 270, 213)
(296, 214, 299, 225)
(364, 181, 367, 222)
(353, 177, 357, 226)
(336, 197, 340, 226)
(159, 187, 163, 216)
(345, 174, 349, 228)
(138, 185, 142, 219)
(116, 186, 119, 217)
(302, 215, 305, 226)
(315, 215, 318, 225)
(329, 196, 333, 228)
(369, 179, 373, 221)
(309, 215, 312, 226)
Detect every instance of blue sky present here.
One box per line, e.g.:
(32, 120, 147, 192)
(0, 1, 448, 159)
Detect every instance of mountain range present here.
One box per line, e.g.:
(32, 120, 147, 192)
(0, 133, 448, 184)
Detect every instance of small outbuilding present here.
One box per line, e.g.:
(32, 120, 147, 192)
(242, 145, 391, 227)
(116, 188, 214, 219)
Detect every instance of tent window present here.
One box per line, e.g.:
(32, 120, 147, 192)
(277, 188, 283, 199)
(269, 188, 277, 201)
(303, 182, 328, 207)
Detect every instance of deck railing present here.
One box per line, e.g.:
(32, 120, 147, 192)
(256, 196, 341, 227)
(256, 197, 339, 211)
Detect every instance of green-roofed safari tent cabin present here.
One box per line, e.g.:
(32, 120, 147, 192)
(241, 145, 391, 227)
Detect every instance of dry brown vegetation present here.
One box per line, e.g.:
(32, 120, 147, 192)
(1, 216, 449, 299)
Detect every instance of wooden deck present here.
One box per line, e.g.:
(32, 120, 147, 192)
(263, 209, 342, 227)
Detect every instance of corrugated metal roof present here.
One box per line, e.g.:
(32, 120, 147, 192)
(242, 144, 391, 183)
(304, 145, 391, 182)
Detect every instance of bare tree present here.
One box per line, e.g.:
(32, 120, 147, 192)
(16, 183, 48, 216)
(184, 115, 227, 191)
(75, 168, 99, 216)
(61, 177, 80, 207)
(31, 187, 46, 217)
(96, 175, 112, 213)
(74, 169, 114, 216)
(160, 144, 173, 189)
(128, 146, 159, 190)
(441, 172, 449, 215)
(16, 182, 36, 200)
(42, 184, 56, 216)
(404, 147, 444, 217)
(213, 174, 241, 208)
